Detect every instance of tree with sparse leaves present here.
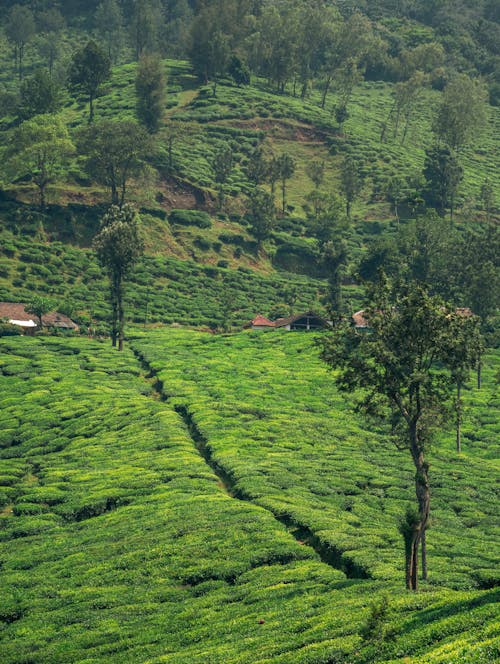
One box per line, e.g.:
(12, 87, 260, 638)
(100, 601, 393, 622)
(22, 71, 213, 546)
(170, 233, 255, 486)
(320, 280, 481, 590)
(5, 4, 36, 80)
(95, 0, 124, 63)
(276, 153, 295, 214)
(340, 154, 363, 219)
(211, 145, 233, 210)
(93, 205, 144, 350)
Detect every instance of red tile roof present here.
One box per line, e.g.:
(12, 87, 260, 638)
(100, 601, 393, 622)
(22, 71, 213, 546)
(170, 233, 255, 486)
(250, 315, 275, 327)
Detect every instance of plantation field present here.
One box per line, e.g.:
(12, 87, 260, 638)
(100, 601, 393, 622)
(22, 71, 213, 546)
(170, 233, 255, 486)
(0, 226, 333, 329)
(1, 332, 497, 663)
(132, 329, 500, 591)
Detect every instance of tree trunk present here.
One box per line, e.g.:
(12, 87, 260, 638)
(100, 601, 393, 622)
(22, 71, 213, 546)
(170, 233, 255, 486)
(456, 381, 462, 454)
(118, 277, 124, 351)
(39, 184, 46, 210)
(477, 355, 482, 389)
(282, 180, 286, 215)
(110, 276, 118, 347)
(89, 93, 94, 123)
(111, 182, 119, 206)
(321, 76, 331, 109)
(421, 527, 427, 580)
(408, 423, 431, 590)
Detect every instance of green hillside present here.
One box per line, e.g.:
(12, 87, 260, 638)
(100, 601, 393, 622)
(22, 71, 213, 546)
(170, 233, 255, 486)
(0, 2, 498, 661)
(1, 332, 498, 662)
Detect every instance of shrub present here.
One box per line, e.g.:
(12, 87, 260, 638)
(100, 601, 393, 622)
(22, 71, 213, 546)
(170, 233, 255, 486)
(169, 209, 212, 229)
(0, 323, 22, 337)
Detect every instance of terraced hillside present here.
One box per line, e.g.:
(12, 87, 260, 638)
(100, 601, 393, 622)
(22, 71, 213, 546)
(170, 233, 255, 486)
(1, 332, 498, 663)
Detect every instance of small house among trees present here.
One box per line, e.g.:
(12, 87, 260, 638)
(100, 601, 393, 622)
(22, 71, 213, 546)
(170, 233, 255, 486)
(0, 302, 78, 332)
(246, 312, 331, 331)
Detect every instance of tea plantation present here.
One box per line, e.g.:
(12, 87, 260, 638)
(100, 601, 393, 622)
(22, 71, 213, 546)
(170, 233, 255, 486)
(0, 331, 498, 663)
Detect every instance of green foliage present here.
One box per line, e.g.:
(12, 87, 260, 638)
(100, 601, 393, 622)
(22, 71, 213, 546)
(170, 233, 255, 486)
(26, 295, 55, 328)
(93, 204, 144, 348)
(69, 40, 111, 122)
(169, 208, 211, 229)
(246, 187, 276, 246)
(17, 69, 62, 120)
(77, 120, 151, 206)
(135, 53, 166, 133)
(6, 114, 75, 209)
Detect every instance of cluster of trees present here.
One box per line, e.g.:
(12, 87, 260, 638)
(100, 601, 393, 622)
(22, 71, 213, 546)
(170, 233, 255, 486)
(4, 114, 153, 210)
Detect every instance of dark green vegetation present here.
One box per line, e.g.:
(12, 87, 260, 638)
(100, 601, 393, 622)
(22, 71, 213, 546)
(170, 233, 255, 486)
(0, 332, 498, 662)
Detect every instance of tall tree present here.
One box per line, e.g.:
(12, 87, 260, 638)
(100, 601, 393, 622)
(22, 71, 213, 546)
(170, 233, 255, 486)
(37, 7, 66, 76)
(276, 152, 295, 214)
(69, 40, 111, 122)
(93, 204, 144, 350)
(189, 7, 230, 96)
(135, 54, 166, 133)
(211, 145, 233, 210)
(340, 155, 363, 219)
(306, 192, 350, 318)
(78, 120, 151, 207)
(422, 144, 463, 219)
(95, 0, 124, 64)
(434, 74, 488, 152)
(131, 0, 163, 60)
(246, 187, 276, 248)
(18, 69, 62, 120)
(7, 114, 74, 209)
(5, 4, 36, 80)
(320, 281, 481, 590)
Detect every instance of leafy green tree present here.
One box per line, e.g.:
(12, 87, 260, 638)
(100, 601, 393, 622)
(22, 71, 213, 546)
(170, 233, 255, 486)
(7, 114, 74, 209)
(305, 160, 325, 190)
(458, 225, 500, 387)
(320, 281, 481, 590)
(189, 15, 230, 95)
(69, 40, 111, 122)
(267, 155, 281, 197)
(340, 155, 363, 219)
(320, 12, 373, 109)
(93, 204, 144, 350)
(5, 4, 36, 80)
(434, 74, 488, 151)
(26, 296, 54, 329)
(130, 0, 163, 60)
(386, 175, 408, 225)
(211, 145, 233, 210)
(422, 144, 463, 219)
(228, 54, 250, 86)
(18, 69, 62, 120)
(78, 120, 151, 207)
(95, 0, 124, 63)
(245, 147, 268, 186)
(247, 187, 276, 248)
(37, 7, 66, 76)
(135, 54, 166, 133)
(276, 153, 295, 214)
